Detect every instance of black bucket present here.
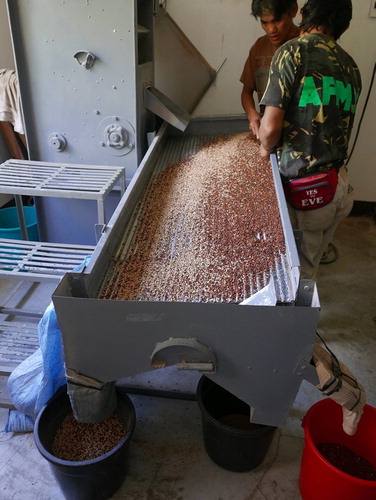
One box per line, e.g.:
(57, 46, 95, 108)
(196, 376, 277, 472)
(34, 386, 136, 500)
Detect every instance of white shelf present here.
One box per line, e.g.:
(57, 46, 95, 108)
(0, 159, 126, 237)
(0, 319, 39, 376)
(0, 238, 95, 282)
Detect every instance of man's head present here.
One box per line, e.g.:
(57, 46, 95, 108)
(300, 0, 352, 40)
(252, 0, 299, 46)
(252, 0, 298, 20)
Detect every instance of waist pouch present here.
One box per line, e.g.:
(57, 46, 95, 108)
(283, 168, 338, 211)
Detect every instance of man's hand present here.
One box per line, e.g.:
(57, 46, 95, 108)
(241, 86, 261, 139)
(259, 144, 271, 158)
(248, 110, 261, 139)
(259, 106, 285, 156)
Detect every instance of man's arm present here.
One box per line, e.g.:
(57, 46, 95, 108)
(241, 84, 261, 138)
(259, 106, 285, 157)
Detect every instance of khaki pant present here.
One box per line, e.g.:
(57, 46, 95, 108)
(287, 167, 354, 280)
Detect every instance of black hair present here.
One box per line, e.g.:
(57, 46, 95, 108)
(300, 0, 353, 40)
(251, 0, 297, 20)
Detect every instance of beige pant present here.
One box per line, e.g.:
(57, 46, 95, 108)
(287, 167, 354, 280)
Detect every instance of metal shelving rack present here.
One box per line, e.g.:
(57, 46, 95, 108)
(0, 159, 126, 240)
(0, 239, 95, 282)
(0, 159, 123, 404)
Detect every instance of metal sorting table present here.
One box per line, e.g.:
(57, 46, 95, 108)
(0, 159, 126, 240)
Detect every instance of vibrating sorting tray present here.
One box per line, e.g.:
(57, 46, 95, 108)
(52, 116, 320, 427)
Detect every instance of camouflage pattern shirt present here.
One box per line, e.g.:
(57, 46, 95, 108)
(260, 33, 362, 179)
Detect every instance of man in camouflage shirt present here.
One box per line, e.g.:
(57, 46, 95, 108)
(259, 0, 361, 280)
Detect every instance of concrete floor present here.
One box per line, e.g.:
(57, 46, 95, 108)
(0, 212, 375, 499)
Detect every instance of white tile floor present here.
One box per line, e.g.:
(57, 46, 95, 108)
(0, 213, 375, 499)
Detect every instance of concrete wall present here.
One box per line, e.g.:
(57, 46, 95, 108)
(0, 1, 14, 70)
(1, 0, 375, 201)
(0, 0, 15, 158)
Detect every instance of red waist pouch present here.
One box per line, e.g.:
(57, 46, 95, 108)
(283, 168, 338, 210)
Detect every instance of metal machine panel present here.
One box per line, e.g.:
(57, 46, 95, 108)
(154, 11, 216, 113)
(6, 1, 216, 244)
(7, 0, 143, 174)
(6, 0, 153, 243)
(53, 283, 319, 427)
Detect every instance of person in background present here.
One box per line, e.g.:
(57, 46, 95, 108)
(258, 0, 361, 280)
(240, 0, 299, 139)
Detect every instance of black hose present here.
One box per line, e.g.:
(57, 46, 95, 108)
(346, 61, 376, 165)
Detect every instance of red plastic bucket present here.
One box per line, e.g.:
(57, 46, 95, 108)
(299, 398, 376, 500)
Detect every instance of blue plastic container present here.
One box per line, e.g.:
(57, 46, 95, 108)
(0, 206, 39, 241)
